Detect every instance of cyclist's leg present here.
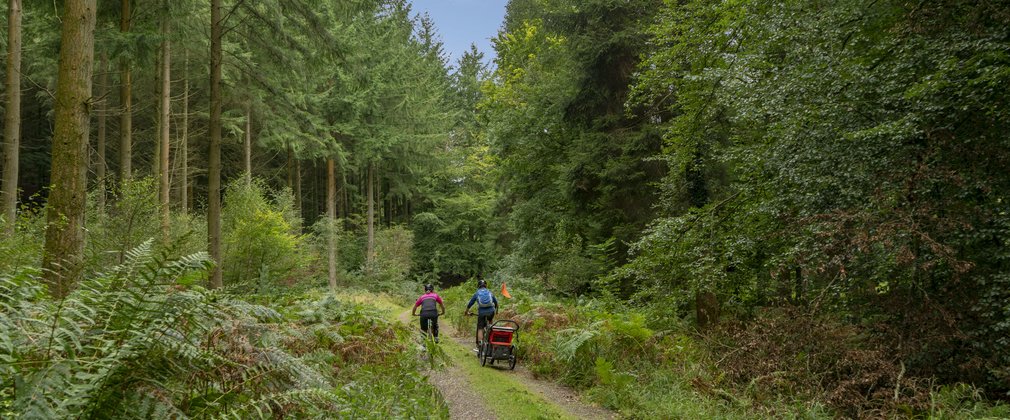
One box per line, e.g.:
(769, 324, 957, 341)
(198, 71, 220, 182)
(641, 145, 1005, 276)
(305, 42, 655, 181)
(474, 318, 480, 347)
(478, 314, 491, 344)
(420, 316, 430, 338)
(432, 316, 439, 341)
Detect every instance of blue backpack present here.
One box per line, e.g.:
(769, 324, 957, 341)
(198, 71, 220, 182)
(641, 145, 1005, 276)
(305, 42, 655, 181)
(476, 288, 494, 309)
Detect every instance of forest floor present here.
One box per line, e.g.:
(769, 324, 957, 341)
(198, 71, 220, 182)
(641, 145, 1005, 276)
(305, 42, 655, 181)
(395, 308, 616, 419)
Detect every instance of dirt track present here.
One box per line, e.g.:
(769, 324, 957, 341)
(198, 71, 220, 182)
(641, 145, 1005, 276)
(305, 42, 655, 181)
(398, 310, 616, 419)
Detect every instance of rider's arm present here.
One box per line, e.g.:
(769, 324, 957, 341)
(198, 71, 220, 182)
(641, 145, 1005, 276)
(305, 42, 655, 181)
(465, 294, 476, 314)
(412, 296, 421, 316)
(493, 295, 499, 311)
(436, 295, 445, 315)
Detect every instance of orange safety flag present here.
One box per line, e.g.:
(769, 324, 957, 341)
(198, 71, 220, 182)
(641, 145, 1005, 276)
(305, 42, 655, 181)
(500, 282, 512, 299)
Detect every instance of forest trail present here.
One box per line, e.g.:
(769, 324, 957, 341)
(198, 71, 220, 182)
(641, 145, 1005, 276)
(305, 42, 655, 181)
(396, 309, 616, 419)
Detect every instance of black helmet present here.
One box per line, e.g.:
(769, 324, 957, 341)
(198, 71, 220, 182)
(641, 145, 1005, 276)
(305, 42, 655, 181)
(477, 279, 487, 288)
(424, 283, 434, 292)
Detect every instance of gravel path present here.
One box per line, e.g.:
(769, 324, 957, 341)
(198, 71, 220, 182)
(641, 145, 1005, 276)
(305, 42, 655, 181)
(399, 311, 496, 419)
(510, 364, 616, 419)
(398, 310, 616, 419)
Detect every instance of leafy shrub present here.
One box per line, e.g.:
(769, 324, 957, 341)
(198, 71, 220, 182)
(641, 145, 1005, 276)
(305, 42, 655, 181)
(714, 307, 923, 417)
(221, 179, 308, 291)
(306, 220, 416, 294)
(0, 203, 45, 272)
(85, 177, 162, 269)
(351, 226, 415, 294)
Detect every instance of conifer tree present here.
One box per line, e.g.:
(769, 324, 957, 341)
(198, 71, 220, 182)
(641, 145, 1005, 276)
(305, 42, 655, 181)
(2, 0, 23, 236)
(41, 0, 98, 297)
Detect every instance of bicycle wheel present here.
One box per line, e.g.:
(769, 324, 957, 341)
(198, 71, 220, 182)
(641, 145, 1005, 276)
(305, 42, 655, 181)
(480, 343, 489, 367)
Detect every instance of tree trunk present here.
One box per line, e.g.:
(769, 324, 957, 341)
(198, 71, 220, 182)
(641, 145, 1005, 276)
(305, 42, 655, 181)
(152, 52, 161, 178)
(158, 4, 171, 244)
(695, 291, 720, 329)
(119, 0, 132, 184)
(385, 182, 392, 227)
(208, 0, 223, 289)
(793, 265, 804, 304)
(342, 170, 349, 222)
(244, 102, 252, 184)
(366, 161, 376, 271)
(326, 158, 337, 292)
(286, 144, 294, 191)
(95, 52, 107, 214)
(294, 156, 302, 216)
(3, 0, 23, 236)
(179, 53, 189, 215)
(339, 165, 347, 218)
(41, 0, 97, 298)
(311, 160, 319, 226)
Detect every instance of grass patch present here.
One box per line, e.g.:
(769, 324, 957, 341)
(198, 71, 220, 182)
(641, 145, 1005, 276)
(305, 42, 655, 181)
(441, 341, 575, 420)
(334, 288, 406, 319)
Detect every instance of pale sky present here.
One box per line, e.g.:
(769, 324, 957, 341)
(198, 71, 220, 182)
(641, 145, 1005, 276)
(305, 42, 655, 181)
(409, 0, 509, 67)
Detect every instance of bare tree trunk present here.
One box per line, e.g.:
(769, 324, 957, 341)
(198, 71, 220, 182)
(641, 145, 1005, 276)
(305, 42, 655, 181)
(384, 180, 392, 227)
(294, 156, 302, 215)
(390, 196, 396, 225)
(244, 102, 252, 184)
(95, 52, 107, 213)
(119, 0, 132, 184)
(366, 161, 375, 271)
(339, 165, 347, 218)
(286, 144, 294, 190)
(41, 0, 97, 298)
(342, 170, 348, 222)
(158, 3, 171, 244)
(326, 158, 337, 292)
(311, 160, 319, 224)
(3, 0, 23, 236)
(208, 0, 223, 289)
(695, 291, 720, 329)
(153, 52, 161, 178)
(179, 53, 189, 215)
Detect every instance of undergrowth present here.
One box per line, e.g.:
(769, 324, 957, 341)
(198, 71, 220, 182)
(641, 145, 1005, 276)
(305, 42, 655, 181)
(0, 242, 447, 419)
(441, 282, 1010, 419)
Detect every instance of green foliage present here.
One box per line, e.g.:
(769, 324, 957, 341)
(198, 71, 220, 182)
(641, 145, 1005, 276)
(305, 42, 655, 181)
(412, 191, 498, 278)
(0, 203, 46, 272)
(358, 226, 415, 293)
(86, 177, 163, 267)
(306, 215, 357, 280)
(926, 384, 1010, 419)
(441, 284, 820, 418)
(221, 179, 308, 291)
(484, 0, 667, 282)
(624, 0, 1010, 397)
(0, 242, 447, 418)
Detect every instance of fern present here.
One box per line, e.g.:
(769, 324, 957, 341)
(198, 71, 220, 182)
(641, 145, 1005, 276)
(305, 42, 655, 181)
(0, 242, 354, 418)
(555, 320, 603, 363)
(1, 238, 456, 418)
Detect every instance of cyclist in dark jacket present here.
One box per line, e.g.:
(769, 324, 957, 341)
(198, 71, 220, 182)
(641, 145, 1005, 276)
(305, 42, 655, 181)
(412, 284, 445, 343)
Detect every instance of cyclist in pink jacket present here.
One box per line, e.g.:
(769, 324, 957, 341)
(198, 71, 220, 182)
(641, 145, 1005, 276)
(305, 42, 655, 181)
(412, 284, 445, 343)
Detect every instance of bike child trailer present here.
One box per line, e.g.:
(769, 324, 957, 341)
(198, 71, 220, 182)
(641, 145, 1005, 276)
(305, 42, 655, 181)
(479, 319, 519, 370)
